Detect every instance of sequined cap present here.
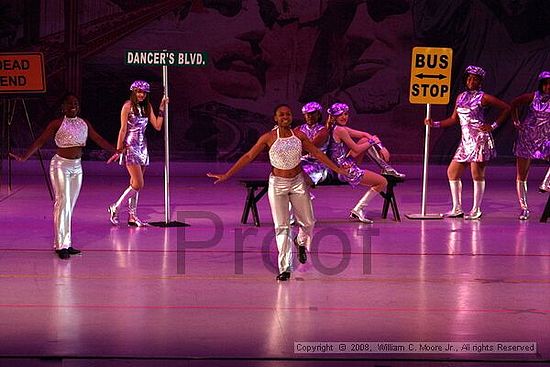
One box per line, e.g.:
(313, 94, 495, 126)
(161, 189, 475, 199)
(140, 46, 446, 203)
(465, 65, 486, 79)
(538, 71, 550, 81)
(327, 103, 349, 116)
(301, 102, 322, 114)
(130, 80, 150, 92)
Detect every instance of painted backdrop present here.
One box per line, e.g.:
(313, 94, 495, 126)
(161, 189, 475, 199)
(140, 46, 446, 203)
(2, 0, 550, 162)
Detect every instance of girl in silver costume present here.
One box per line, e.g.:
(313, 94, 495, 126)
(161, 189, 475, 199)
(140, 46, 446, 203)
(108, 80, 168, 227)
(207, 104, 348, 281)
(511, 71, 550, 220)
(296, 102, 331, 187)
(325, 103, 389, 224)
(425, 66, 511, 220)
(10, 94, 117, 259)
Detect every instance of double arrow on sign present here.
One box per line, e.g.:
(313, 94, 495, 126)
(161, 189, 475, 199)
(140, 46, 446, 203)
(415, 73, 447, 80)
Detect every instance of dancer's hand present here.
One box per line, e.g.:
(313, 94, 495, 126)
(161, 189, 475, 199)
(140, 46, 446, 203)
(207, 172, 228, 184)
(479, 124, 493, 132)
(9, 152, 26, 162)
(160, 96, 169, 109)
(369, 135, 381, 145)
(107, 149, 124, 164)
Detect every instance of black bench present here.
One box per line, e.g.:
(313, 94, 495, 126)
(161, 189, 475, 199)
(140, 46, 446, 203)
(541, 193, 550, 223)
(240, 174, 405, 227)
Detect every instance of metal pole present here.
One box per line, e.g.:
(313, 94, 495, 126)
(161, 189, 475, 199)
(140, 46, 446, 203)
(405, 103, 442, 220)
(162, 64, 170, 224)
(420, 103, 431, 215)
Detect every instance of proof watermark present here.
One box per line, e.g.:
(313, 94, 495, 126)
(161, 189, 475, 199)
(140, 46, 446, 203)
(294, 341, 537, 354)
(176, 211, 377, 275)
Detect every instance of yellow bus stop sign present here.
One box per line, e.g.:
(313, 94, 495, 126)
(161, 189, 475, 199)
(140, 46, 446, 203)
(409, 47, 453, 105)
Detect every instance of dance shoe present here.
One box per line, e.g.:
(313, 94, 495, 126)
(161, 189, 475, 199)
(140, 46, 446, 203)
(518, 209, 530, 220)
(108, 205, 119, 225)
(128, 215, 148, 227)
(442, 208, 464, 218)
(67, 247, 81, 255)
(464, 208, 482, 220)
(349, 209, 374, 224)
(55, 249, 70, 260)
(276, 271, 291, 281)
(294, 238, 307, 264)
(381, 168, 406, 179)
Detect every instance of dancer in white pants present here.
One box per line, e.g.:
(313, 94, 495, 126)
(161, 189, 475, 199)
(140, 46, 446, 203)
(10, 94, 117, 259)
(208, 104, 348, 281)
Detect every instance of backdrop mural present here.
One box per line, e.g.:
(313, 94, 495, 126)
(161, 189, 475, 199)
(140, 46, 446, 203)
(2, 0, 550, 163)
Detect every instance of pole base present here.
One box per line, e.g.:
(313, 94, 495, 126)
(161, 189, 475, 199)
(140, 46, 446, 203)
(405, 213, 444, 220)
(148, 221, 190, 227)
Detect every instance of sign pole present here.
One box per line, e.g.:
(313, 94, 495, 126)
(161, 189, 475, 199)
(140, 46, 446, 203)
(406, 104, 442, 220)
(406, 47, 452, 220)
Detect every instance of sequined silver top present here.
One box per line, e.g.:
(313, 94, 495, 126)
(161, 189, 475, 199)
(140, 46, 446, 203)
(54, 116, 88, 148)
(269, 128, 302, 170)
(514, 91, 550, 159)
(453, 89, 496, 162)
(298, 123, 328, 155)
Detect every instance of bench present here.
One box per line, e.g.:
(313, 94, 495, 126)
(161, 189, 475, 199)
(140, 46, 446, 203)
(240, 174, 405, 227)
(541, 193, 550, 223)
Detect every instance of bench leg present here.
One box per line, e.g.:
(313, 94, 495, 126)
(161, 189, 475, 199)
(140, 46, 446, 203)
(380, 191, 390, 219)
(241, 188, 255, 224)
(252, 186, 268, 227)
(380, 183, 401, 222)
(540, 194, 550, 223)
(390, 194, 401, 222)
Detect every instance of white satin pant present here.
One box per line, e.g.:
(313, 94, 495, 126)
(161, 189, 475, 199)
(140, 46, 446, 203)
(268, 173, 315, 273)
(49, 154, 82, 250)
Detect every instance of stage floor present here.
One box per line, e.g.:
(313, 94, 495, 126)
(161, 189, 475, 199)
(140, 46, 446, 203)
(0, 162, 549, 367)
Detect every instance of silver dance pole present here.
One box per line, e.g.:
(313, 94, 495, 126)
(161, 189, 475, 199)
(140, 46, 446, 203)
(149, 57, 188, 227)
(406, 103, 443, 220)
(163, 63, 170, 223)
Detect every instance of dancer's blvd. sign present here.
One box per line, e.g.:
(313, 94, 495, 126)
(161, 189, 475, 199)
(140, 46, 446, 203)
(125, 50, 208, 67)
(0, 53, 46, 93)
(409, 47, 453, 104)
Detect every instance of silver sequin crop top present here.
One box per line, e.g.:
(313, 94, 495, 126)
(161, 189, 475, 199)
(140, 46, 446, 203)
(54, 116, 88, 148)
(269, 128, 302, 170)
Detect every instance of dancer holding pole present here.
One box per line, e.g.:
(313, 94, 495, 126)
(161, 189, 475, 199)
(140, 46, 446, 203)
(108, 80, 168, 227)
(425, 66, 510, 219)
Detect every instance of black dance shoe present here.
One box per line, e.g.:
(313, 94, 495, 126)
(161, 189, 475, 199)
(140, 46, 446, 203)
(276, 271, 291, 281)
(67, 247, 81, 255)
(55, 249, 70, 260)
(298, 245, 307, 264)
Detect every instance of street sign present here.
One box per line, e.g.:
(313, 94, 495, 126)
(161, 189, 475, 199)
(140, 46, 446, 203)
(125, 50, 208, 67)
(0, 52, 46, 94)
(409, 47, 452, 105)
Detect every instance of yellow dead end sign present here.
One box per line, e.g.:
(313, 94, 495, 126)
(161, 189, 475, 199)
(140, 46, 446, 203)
(409, 47, 453, 105)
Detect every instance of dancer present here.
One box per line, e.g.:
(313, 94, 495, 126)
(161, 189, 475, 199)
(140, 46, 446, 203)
(296, 102, 331, 186)
(207, 104, 348, 281)
(511, 71, 550, 219)
(325, 103, 388, 224)
(425, 65, 511, 219)
(10, 94, 117, 259)
(108, 80, 167, 227)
